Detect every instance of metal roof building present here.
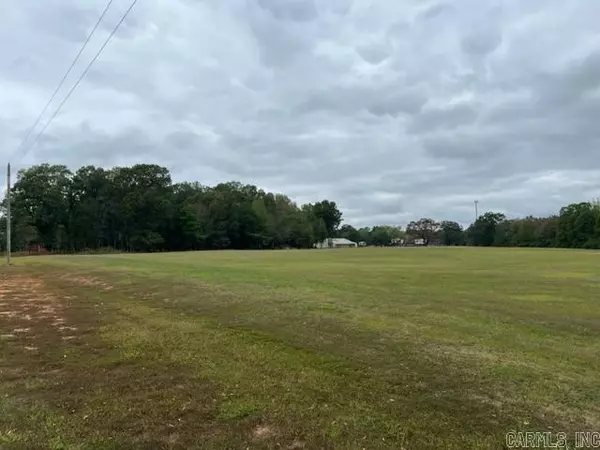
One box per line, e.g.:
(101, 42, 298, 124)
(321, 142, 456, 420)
(315, 238, 358, 249)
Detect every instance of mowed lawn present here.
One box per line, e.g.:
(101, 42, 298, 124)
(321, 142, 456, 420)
(1, 248, 600, 449)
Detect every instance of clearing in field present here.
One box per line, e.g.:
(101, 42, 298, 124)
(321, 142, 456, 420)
(1, 247, 599, 449)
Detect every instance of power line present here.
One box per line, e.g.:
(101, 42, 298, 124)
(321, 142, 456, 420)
(14, 0, 140, 165)
(10, 0, 116, 162)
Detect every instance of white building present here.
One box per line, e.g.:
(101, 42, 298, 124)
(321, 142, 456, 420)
(315, 238, 358, 249)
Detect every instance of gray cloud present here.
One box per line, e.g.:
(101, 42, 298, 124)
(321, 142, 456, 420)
(2, 0, 600, 228)
(460, 29, 502, 57)
(356, 42, 392, 65)
(257, 0, 318, 22)
(417, 2, 454, 21)
(408, 102, 479, 133)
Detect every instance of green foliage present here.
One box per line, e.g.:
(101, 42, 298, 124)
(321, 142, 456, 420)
(4, 163, 600, 253)
(310, 200, 342, 237)
(467, 206, 599, 250)
(5, 164, 345, 253)
(490, 216, 560, 248)
(11, 164, 72, 251)
(467, 212, 506, 246)
(340, 225, 404, 246)
(370, 225, 404, 246)
(406, 218, 441, 245)
(440, 221, 464, 246)
(337, 224, 360, 243)
(557, 202, 596, 247)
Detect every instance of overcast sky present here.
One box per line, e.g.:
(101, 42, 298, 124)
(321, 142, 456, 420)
(1, 0, 600, 227)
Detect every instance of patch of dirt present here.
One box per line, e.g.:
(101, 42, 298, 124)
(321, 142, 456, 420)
(468, 393, 504, 409)
(61, 275, 114, 291)
(541, 403, 600, 429)
(13, 328, 31, 334)
(164, 433, 180, 445)
(0, 273, 80, 352)
(0, 367, 25, 378)
(253, 425, 276, 439)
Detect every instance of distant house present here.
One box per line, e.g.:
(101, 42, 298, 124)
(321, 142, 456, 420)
(315, 238, 358, 249)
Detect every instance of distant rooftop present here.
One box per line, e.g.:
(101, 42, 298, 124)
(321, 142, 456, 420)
(329, 238, 356, 245)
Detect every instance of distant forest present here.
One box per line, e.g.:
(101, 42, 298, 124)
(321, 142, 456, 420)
(1, 163, 599, 253)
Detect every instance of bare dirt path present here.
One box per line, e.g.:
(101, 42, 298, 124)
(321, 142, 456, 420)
(0, 271, 79, 353)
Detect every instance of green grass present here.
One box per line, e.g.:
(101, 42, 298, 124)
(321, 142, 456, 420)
(1, 247, 600, 449)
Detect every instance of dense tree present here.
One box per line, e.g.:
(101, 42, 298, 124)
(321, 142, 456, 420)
(108, 164, 172, 251)
(69, 166, 112, 251)
(557, 202, 599, 248)
(338, 224, 361, 243)
(357, 227, 372, 245)
(369, 225, 404, 246)
(11, 164, 72, 251)
(3, 163, 600, 253)
(468, 212, 506, 247)
(1, 163, 348, 253)
(440, 221, 464, 246)
(535, 216, 560, 248)
(406, 218, 440, 245)
(311, 200, 342, 237)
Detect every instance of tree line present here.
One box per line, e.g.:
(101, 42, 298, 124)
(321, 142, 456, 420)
(1, 163, 599, 253)
(295, 204, 600, 250)
(345, 206, 600, 249)
(0, 164, 347, 252)
(467, 205, 600, 249)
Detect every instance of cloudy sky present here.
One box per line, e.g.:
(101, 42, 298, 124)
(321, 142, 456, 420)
(1, 0, 600, 227)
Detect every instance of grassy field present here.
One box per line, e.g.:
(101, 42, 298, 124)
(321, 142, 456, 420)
(1, 247, 599, 449)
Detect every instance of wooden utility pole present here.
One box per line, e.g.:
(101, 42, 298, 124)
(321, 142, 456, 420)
(6, 163, 11, 265)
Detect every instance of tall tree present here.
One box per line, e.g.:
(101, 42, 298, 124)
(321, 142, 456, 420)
(311, 200, 342, 237)
(357, 227, 372, 245)
(557, 202, 598, 248)
(338, 224, 361, 243)
(468, 212, 506, 247)
(440, 221, 464, 246)
(69, 166, 112, 250)
(369, 225, 404, 246)
(514, 217, 537, 247)
(109, 164, 173, 251)
(7, 163, 600, 253)
(534, 216, 559, 247)
(12, 164, 72, 251)
(406, 218, 440, 245)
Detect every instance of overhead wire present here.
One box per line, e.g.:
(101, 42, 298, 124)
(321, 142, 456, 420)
(3, 0, 140, 260)
(13, 0, 140, 165)
(9, 0, 117, 162)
